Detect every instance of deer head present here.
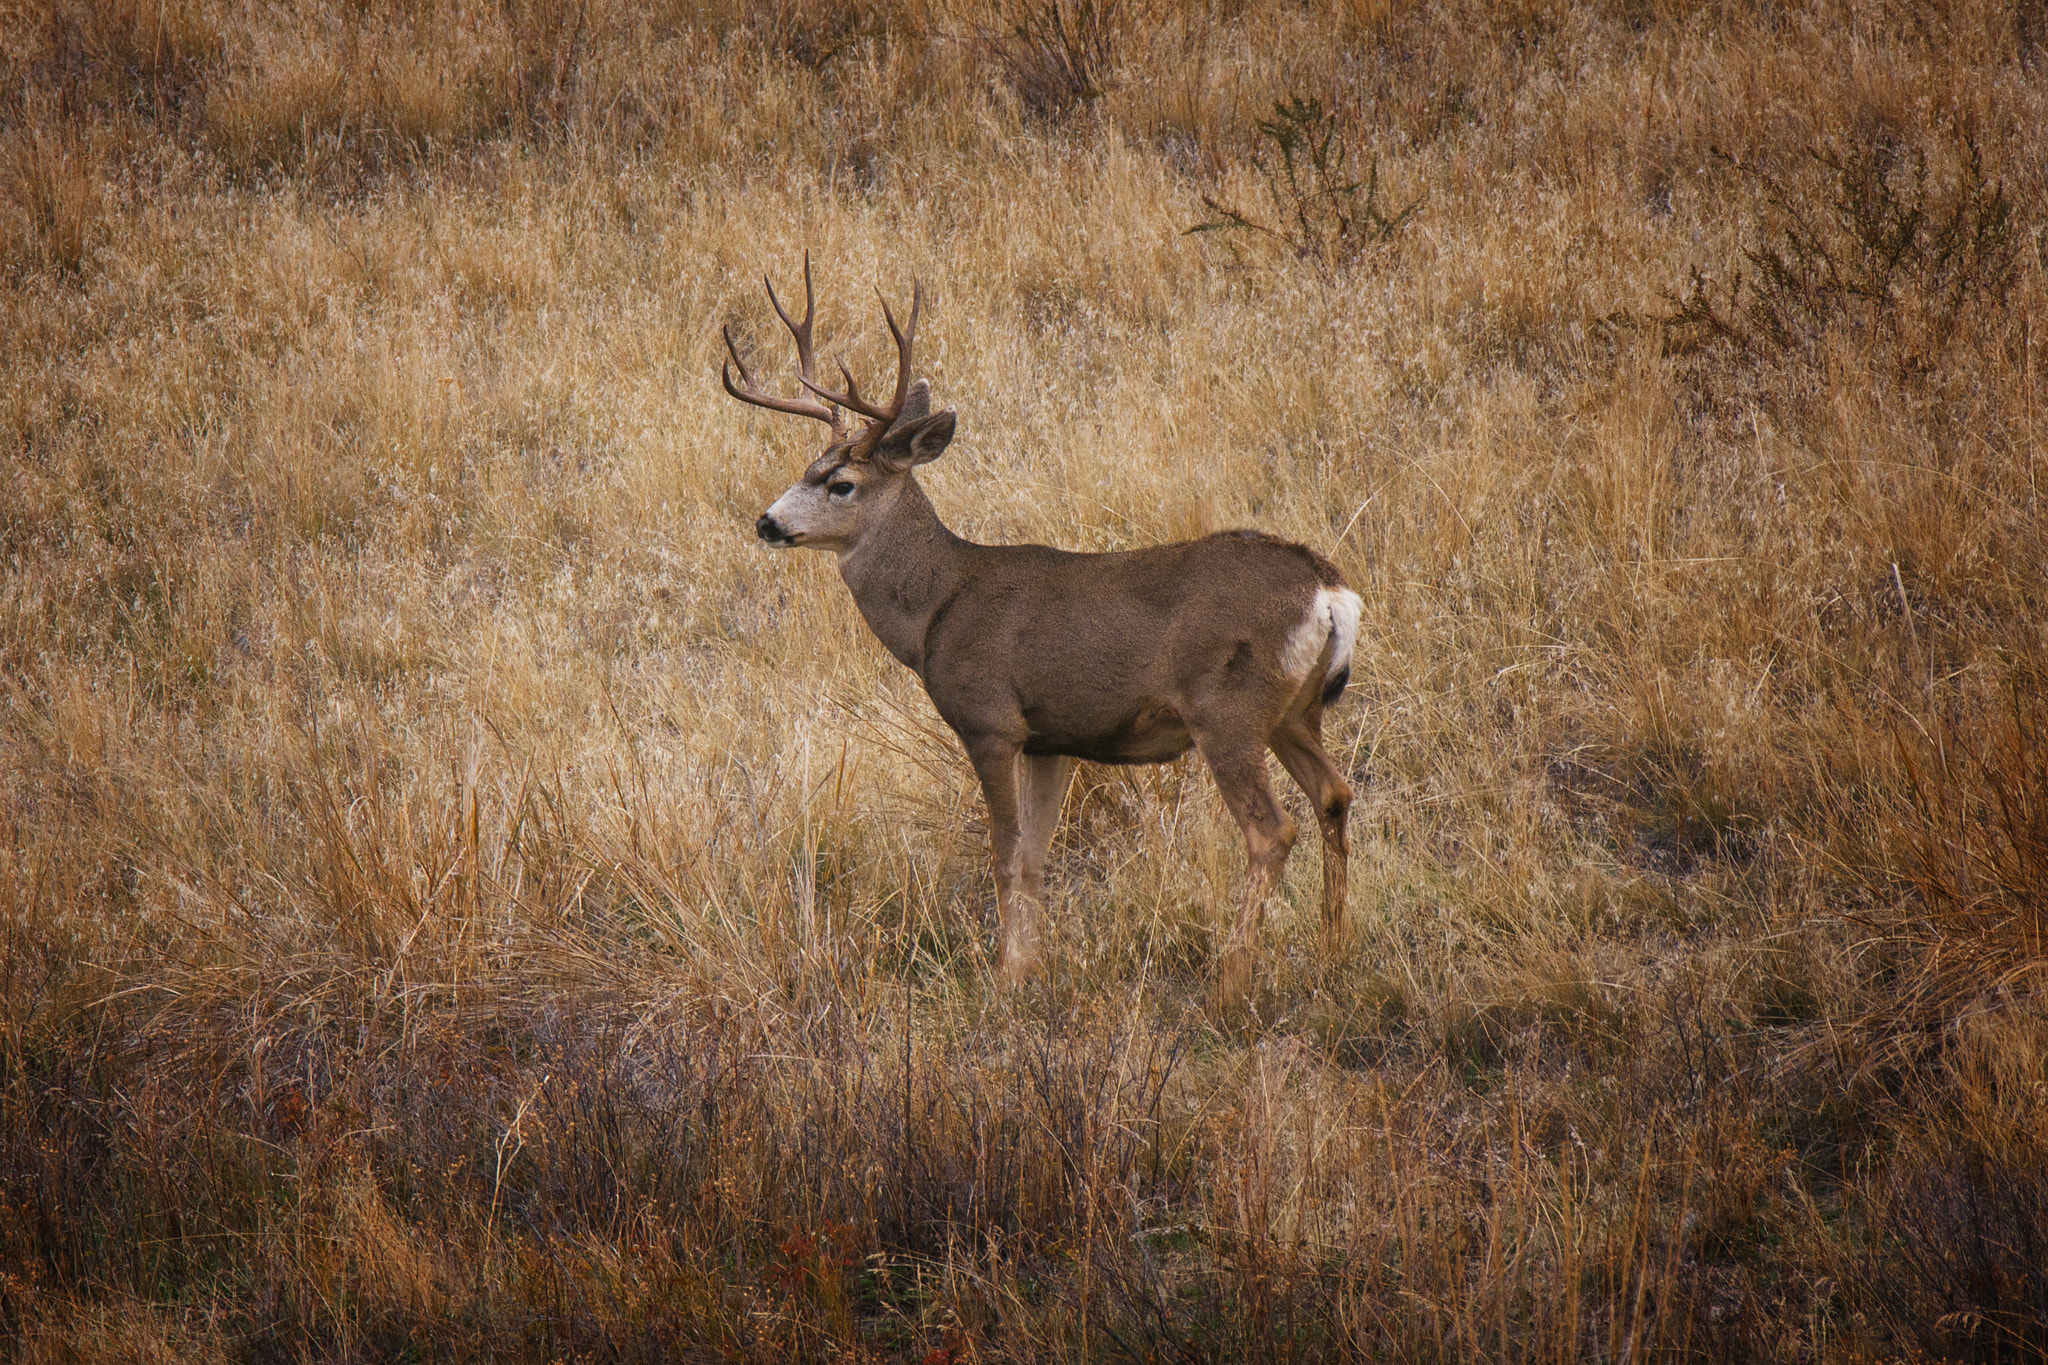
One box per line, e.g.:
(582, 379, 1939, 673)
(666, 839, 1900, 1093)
(725, 255, 957, 554)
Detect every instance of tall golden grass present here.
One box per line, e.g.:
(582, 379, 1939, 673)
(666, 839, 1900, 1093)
(3, 0, 2045, 1359)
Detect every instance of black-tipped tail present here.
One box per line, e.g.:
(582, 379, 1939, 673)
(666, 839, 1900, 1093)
(1320, 665, 1351, 706)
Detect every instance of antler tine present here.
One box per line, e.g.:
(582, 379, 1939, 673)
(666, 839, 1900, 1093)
(763, 251, 819, 384)
(722, 324, 840, 425)
(797, 357, 883, 422)
(720, 252, 845, 431)
(795, 278, 923, 427)
(880, 279, 921, 420)
(721, 323, 757, 388)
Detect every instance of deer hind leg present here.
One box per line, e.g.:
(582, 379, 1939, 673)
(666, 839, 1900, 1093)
(967, 741, 1058, 983)
(1269, 716, 1353, 951)
(1198, 736, 1297, 1010)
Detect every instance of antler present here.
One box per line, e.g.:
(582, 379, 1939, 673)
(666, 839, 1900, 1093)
(799, 281, 921, 430)
(721, 252, 845, 436)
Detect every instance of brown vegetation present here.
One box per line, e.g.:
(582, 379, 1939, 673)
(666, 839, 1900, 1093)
(2, 0, 2045, 1359)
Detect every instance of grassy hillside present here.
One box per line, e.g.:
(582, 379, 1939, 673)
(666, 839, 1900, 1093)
(3, 1, 2045, 1359)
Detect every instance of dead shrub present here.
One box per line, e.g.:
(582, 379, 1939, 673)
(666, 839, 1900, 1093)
(1659, 127, 2022, 375)
(1189, 94, 1422, 270)
(975, 0, 1132, 122)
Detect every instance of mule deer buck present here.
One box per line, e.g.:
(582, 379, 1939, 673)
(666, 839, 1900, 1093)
(725, 257, 1362, 1006)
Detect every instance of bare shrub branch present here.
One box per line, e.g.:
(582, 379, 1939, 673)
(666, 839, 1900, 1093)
(1187, 95, 1422, 269)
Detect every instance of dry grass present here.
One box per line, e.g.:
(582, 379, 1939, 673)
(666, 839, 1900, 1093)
(3, 0, 2046, 1359)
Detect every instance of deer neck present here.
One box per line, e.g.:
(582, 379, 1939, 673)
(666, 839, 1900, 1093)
(835, 475, 966, 675)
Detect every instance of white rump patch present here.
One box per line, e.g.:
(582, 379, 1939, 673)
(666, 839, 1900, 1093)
(1280, 587, 1363, 682)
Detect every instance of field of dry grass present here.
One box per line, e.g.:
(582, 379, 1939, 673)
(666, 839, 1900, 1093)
(3, 0, 2046, 1359)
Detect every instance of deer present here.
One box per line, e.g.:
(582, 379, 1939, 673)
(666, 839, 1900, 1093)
(723, 257, 1363, 1007)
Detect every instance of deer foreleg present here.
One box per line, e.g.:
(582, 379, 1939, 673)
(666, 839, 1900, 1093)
(967, 741, 1043, 982)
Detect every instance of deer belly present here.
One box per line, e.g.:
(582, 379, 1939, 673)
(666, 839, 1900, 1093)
(1020, 703, 1193, 765)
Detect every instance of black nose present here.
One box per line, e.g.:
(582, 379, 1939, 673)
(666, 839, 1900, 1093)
(756, 514, 783, 542)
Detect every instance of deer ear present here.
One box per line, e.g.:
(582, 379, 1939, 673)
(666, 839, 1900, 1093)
(874, 409, 956, 469)
(890, 378, 934, 428)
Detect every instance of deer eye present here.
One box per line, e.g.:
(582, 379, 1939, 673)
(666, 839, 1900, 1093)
(828, 480, 856, 498)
